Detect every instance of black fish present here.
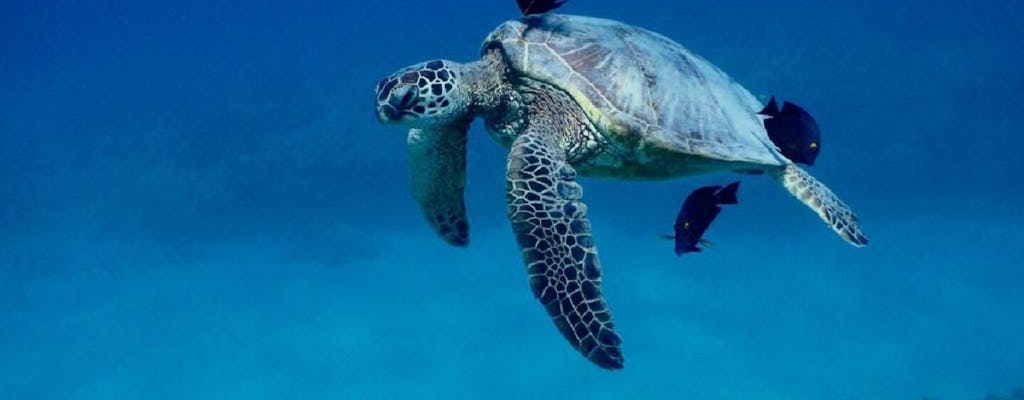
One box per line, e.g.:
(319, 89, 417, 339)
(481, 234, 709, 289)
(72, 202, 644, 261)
(517, 0, 567, 16)
(665, 182, 740, 255)
(758, 96, 821, 166)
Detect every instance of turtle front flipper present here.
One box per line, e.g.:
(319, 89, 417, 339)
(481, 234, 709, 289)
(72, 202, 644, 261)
(506, 123, 624, 369)
(775, 163, 869, 247)
(408, 127, 469, 246)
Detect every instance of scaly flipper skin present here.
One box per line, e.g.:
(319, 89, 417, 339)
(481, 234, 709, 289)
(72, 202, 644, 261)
(776, 164, 869, 247)
(408, 127, 470, 246)
(506, 108, 624, 369)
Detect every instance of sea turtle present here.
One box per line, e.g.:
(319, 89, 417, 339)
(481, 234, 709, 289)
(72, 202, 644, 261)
(373, 6, 868, 370)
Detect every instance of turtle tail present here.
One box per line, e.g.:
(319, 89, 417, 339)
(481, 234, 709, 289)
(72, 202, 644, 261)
(773, 164, 869, 247)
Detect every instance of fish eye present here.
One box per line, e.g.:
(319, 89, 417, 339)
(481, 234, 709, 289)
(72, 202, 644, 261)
(684, 221, 691, 230)
(809, 142, 819, 152)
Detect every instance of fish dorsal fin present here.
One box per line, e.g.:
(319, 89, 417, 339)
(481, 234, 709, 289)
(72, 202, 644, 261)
(781, 100, 809, 117)
(690, 185, 722, 200)
(758, 96, 780, 117)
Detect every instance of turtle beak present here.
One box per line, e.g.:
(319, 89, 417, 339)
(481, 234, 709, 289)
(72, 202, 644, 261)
(377, 104, 400, 123)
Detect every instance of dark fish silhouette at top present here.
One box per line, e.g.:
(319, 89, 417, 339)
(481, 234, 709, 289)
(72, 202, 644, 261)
(758, 96, 821, 166)
(517, 0, 567, 16)
(664, 182, 740, 255)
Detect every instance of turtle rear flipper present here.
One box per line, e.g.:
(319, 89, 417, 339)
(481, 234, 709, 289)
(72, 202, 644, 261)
(775, 164, 869, 247)
(408, 127, 470, 246)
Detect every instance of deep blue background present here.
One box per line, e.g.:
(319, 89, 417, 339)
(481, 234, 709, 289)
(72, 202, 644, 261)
(2, 1, 1022, 399)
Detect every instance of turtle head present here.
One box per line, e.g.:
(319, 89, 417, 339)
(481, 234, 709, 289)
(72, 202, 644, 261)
(375, 59, 470, 128)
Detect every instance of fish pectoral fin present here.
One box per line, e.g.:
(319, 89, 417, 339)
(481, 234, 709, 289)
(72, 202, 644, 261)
(661, 234, 676, 240)
(699, 239, 715, 247)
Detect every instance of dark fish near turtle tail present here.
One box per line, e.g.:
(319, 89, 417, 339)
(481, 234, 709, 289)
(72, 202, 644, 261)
(517, 0, 567, 16)
(758, 96, 822, 166)
(666, 181, 740, 255)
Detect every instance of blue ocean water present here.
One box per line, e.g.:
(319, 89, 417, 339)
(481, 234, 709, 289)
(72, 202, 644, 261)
(2, 0, 1022, 398)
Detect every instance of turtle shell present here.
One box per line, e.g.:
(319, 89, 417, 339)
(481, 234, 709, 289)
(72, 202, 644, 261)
(482, 14, 788, 167)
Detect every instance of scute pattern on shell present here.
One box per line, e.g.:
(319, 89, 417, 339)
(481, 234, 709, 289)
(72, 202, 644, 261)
(482, 14, 788, 167)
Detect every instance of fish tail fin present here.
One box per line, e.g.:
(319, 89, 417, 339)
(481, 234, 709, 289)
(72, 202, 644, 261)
(715, 181, 740, 205)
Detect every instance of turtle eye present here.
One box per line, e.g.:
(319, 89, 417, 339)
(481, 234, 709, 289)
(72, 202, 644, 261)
(398, 87, 417, 108)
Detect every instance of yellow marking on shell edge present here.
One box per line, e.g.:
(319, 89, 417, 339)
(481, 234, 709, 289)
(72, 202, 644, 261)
(530, 40, 628, 138)
(522, 42, 530, 69)
(562, 85, 625, 136)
